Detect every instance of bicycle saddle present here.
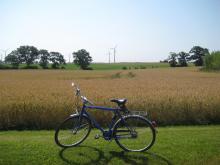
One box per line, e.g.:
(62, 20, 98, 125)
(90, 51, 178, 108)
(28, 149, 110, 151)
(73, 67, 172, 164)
(110, 98, 127, 106)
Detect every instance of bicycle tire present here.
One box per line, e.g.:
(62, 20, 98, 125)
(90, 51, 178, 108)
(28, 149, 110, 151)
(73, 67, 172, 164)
(113, 115, 156, 152)
(55, 114, 91, 148)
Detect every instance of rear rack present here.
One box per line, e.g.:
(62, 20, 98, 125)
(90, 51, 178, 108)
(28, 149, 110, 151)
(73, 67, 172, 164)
(129, 111, 148, 117)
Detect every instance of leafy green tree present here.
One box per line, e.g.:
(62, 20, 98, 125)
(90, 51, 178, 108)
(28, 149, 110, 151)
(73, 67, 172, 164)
(73, 49, 92, 69)
(178, 51, 189, 67)
(189, 46, 209, 66)
(50, 52, 66, 69)
(39, 49, 50, 69)
(5, 50, 20, 68)
(168, 52, 178, 67)
(204, 51, 220, 70)
(17, 46, 39, 66)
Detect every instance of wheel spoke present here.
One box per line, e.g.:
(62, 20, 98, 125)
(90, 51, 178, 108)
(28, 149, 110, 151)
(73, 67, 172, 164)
(55, 115, 91, 147)
(114, 116, 155, 152)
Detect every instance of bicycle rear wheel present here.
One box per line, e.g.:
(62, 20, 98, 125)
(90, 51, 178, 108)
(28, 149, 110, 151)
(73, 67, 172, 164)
(113, 115, 156, 152)
(55, 114, 91, 148)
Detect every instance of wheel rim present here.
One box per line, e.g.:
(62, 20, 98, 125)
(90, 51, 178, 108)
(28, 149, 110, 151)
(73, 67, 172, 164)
(57, 116, 90, 147)
(115, 116, 155, 151)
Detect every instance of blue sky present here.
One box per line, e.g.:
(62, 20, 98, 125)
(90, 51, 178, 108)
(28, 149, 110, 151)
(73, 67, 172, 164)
(0, 0, 220, 62)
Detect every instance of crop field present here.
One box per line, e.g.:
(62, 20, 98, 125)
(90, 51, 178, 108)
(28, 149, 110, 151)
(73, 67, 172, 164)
(0, 67, 220, 129)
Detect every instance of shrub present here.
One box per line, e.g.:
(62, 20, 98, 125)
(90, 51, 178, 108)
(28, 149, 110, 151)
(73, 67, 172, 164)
(122, 66, 127, 70)
(84, 67, 93, 70)
(204, 51, 220, 70)
(42, 66, 49, 69)
(0, 64, 11, 69)
(51, 63, 59, 69)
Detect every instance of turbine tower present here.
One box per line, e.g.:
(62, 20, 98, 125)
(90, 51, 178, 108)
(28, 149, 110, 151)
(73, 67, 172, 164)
(108, 51, 111, 64)
(0, 52, 2, 62)
(111, 45, 117, 63)
(0, 49, 9, 62)
(68, 53, 71, 63)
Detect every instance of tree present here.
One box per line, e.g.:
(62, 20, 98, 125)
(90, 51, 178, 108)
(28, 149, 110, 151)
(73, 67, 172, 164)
(39, 49, 50, 69)
(168, 52, 178, 67)
(17, 46, 39, 66)
(50, 52, 66, 69)
(73, 49, 92, 69)
(178, 51, 189, 67)
(5, 50, 20, 68)
(204, 51, 220, 70)
(189, 46, 209, 66)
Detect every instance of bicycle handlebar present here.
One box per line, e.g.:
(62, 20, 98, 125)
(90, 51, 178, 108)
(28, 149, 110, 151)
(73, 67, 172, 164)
(72, 82, 94, 105)
(81, 96, 94, 105)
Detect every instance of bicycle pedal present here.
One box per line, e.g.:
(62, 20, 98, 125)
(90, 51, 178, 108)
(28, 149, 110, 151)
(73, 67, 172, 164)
(94, 134, 100, 139)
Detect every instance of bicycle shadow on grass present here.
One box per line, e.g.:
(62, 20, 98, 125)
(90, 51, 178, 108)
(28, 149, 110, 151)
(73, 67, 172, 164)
(58, 145, 172, 165)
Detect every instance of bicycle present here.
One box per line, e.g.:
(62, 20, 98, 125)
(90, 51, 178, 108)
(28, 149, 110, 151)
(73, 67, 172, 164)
(55, 83, 156, 152)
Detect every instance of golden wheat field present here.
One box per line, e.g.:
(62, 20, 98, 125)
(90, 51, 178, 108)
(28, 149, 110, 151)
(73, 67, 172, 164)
(0, 68, 220, 129)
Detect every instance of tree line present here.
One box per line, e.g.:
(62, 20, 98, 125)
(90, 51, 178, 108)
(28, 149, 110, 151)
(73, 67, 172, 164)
(165, 46, 209, 67)
(1, 45, 217, 70)
(0, 45, 93, 69)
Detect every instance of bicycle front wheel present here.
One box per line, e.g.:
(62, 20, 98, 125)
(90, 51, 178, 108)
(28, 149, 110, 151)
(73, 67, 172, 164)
(55, 114, 91, 148)
(113, 115, 156, 152)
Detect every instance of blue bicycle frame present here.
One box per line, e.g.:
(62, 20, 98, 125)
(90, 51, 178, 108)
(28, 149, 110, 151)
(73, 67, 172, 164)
(79, 104, 124, 140)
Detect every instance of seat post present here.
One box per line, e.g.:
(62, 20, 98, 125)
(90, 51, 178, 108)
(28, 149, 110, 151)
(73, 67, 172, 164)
(120, 104, 129, 114)
(110, 98, 129, 114)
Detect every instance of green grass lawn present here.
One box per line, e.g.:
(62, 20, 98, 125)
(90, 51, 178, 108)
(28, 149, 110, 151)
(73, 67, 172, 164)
(2, 62, 199, 70)
(0, 126, 219, 165)
(1, 62, 169, 70)
(65, 62, 170, 70)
